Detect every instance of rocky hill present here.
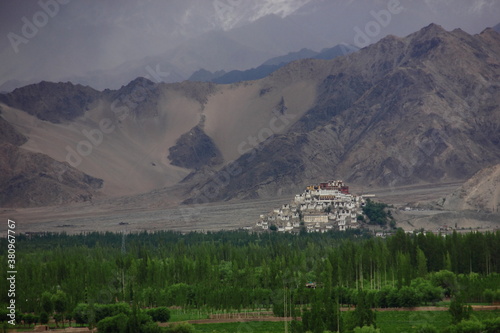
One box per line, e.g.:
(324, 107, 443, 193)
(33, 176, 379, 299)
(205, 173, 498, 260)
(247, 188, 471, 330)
(0, 109, 103, 207)
(0, 81, 101, 123)
(437, 164, 500, 213)
(1, 24, 500, 208)
(168, 125, 223, 170)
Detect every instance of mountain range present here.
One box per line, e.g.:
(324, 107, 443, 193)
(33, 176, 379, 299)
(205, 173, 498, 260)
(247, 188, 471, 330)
(188, 44, 358, 84)
(182, 23, 500, 203)
(1, 23, 499, 209)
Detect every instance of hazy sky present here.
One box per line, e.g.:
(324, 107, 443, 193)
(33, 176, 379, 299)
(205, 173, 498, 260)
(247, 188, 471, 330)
(1, 0, 499, 89)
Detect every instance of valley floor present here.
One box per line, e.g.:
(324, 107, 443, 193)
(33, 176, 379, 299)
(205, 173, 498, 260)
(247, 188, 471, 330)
(1, 181, 498, 235)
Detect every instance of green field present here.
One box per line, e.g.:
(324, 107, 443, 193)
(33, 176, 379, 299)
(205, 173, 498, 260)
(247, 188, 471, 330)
(376, 311, 451, 333)
(193, 321, 286, 333)
(169, 309, 210, 322)
(190, 310, 500, 333)
(376, 310, 499, 333)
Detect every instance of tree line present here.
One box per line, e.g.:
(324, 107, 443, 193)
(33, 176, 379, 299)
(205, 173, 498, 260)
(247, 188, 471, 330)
(0, 229, 499, 332)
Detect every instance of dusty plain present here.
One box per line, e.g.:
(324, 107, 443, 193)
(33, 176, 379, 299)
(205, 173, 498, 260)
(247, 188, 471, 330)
(1, 181, 499, 235)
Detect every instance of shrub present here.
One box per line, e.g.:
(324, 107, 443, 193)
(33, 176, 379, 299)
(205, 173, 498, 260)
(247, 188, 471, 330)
(39, 312, 49, 325)
(448, 297, 472, 325)
(96, 313, 128, 333)
(430, 270, 458, 297)
(411, 278, 444, 305)
(23, 314, 37, 327)
(445, 319, 484, 333)
(94, 302, 131, 323)
(72, 303, 88, 325)
(483, 317, 500, 333)
(397, 286, 421, 307)
(146, 307, 171, 322)
(483, 289, 494, 303)
(375, 287, 395, 308)
(353, 325, 380, 333)
(362, 199, 390, 226)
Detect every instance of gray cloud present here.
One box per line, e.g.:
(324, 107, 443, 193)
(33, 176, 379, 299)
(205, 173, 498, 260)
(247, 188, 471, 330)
(0, 0, 498, 90)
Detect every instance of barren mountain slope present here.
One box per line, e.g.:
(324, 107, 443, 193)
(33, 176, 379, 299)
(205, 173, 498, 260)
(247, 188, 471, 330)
(183, 24, 500, 202)
(437, 164, 500, 213)
(0, 80, 202, 196)
(1, 24, 500, 208)
(0, 109, 103, 207)
(0, 72, 316, 199)
(0, 81, 100, 123)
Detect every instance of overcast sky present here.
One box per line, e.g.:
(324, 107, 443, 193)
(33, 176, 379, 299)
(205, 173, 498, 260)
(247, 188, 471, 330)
(1, 0, 499, 90)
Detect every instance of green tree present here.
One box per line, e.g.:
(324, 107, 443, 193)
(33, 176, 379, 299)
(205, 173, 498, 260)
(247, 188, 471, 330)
(23, 314, 36, 328)
(53, 313, 63, 328)
(65, 313, 73, 327)
(39, 312, 49, 325)
(448, 296, 472, 325)
(483, 289, 495, 303)
(72, 303, 88, 325)
(348, 290, 376, 331)
(397, 286, 421, 307)
(411, 278, 443, 305)
(32, 314, 39, 327)
(96, 313, 128, 333)
(41, 291, 54, 315)
(53, 290, 68, 327)
(416, 247, 428, 277)
(431, 270, 458, 297)
(146, 307, 171, 322)
(362, 199, 390, 226)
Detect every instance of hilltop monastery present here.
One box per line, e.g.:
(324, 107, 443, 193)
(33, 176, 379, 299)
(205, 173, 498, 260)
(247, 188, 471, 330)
(256, 180, 366, 233)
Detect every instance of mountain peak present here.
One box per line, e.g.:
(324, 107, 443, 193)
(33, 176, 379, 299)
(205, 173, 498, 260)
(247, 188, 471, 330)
(12, 80, 88, 93)
(410, 23, 447, 40)
(480, 26, 500, 37)
(408, 23, 449, 39)
(421, 23, 446, 33)
(115, 76, 157, 97)
(125, 77, 156, 88)
(0, 81, 100, 123)
(493, 22, 500, 33)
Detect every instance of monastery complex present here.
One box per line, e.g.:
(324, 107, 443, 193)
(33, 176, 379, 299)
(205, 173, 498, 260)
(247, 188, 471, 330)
(256, 180, 367, 233)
